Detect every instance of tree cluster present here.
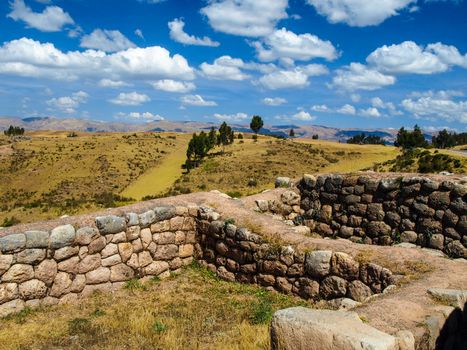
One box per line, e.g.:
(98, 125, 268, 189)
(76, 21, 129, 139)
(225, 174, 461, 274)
(4, 125, 25, 136)
(347, 133, 385, 145)
(185, 122, 234, 171)
(394, 125, 428, 149)
(432, 129, 467, 149)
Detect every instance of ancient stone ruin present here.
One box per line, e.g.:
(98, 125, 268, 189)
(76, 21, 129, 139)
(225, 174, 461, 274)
(1, 173, 466, 349)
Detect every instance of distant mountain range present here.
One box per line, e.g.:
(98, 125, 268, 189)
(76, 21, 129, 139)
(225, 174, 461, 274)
(0, 115, 427, 143)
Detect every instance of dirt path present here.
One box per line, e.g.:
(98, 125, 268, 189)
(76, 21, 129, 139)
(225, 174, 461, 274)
(121, 144, 186, 200)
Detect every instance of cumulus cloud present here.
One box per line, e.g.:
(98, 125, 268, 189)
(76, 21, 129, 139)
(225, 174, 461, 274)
(98, 79, 129, 88)
(331, 63, 396, 91)
(109, 92, 150, 106)
(181, 94, 217, 107)
(168, 18, 220, 47)
(402, 91, 467, 123)
(0, 38, 195, 82)
(115, 111, 164, 121)
(305, 0, 415, 27)
(366, 41, 467, 74)
(201, 0, 288, 37)
(259, 64, 328, 90)
(253, 28, 338, 63)
(359, 107, 382, 118)
(80, 29, 136, 53)
(262, 97, 287, 106)
(213, 112, 248, 121)
(336, 104, 356, 115)
(199, 56, 250, 80)
(293, 110, 316, 121)
(46, 91, 88, 114)
(7, 0, 74, 32)
(151, 79, 195, 93)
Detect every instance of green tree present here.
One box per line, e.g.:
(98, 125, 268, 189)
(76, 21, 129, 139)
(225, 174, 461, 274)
(394, 125, 428, 149)
(289, 129, 295, 138)
(312, 134, 319, 140)
(250, 115, 263, 135)
(432, 129, 456, 149)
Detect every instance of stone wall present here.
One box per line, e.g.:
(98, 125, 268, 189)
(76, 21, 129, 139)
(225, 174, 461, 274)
(296, 174, 466, 258)
(196, 208, 395, 302)
(0, 205, 198, 317)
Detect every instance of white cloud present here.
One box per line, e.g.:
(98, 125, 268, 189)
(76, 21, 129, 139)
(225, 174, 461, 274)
(168, 18, 220, 47)
(366, 41, 467, 74)
(331, 63, 396, 91)
(201, 0, 288, 37)
(181, 94, 217, 107)
(109, 92, 150, 106)
(98, 79, 129, 88)
(350, 94, 361, 103)
(213, 112, 248, 121)
(293, 110, 316, 121)
(151, 79, 195, 93)
(199, 56, 250, 80)
(262, 97, 287, 106)
(80, 29, 136, 53)
(402, 93, 467, 123)
(7, 0, 74, 32)
(311, 103, 356, 115)
(426, 43, 467, 68)
(305, 0, 415, 27)
(116, 112, 164, 121)
(259, 64, 328, 90)
(336, 104, 356, 115)
(46, 91, 88, 114)
(0, 38, 195, 82)
(253, 28, 338, 63)
(359, 107, 382, 118)
(371, 97, 402, 115)
(367, 41, 444, 74)
(311, 104, 330, 112)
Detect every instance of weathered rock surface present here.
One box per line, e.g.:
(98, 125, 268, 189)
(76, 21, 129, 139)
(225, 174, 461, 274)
(270, 307, 398, 350)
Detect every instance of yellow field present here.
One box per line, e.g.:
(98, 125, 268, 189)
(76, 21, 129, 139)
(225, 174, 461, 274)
(0, 264, 310, 350)
(0, 131, 404, 225)
(167, 136, 400, 197)
(295, 138, 400, 173)
(121, 139, 188, 200)
(0, 131, 187, 225)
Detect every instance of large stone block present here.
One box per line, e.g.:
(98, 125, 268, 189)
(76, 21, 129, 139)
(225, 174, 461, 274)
(95, 215, 126, 234)
(35, 259, 57, 285)
(18, 279, 47, 300)
(2, 264, 34, 283)
(16, 249, 46, 265)
(49, 225, 75, 249)
(75, 227, 100, 245)
(0, 234, 26, 253)
(25, 231, 49, 248)
(304, 250, 332, 279)
(270, 307, 398, 350)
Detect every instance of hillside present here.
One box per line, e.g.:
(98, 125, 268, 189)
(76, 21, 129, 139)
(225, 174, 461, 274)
(0, 131, 399, 225)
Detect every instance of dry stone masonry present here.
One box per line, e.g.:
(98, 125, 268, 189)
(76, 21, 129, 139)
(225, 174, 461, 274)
(258, 174, 466, 259)
(1, 201, 396, 317)
(196, 208, 395, 302)
(0, 205, 198, 317)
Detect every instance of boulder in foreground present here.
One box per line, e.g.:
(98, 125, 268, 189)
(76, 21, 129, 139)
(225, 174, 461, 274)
(270, 307, 401, 350)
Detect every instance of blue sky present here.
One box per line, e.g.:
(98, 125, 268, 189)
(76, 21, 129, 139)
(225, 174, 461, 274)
(0, 0, 466, 130)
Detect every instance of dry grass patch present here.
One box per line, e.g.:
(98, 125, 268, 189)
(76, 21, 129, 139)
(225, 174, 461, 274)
(0, 263, 310, 350)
